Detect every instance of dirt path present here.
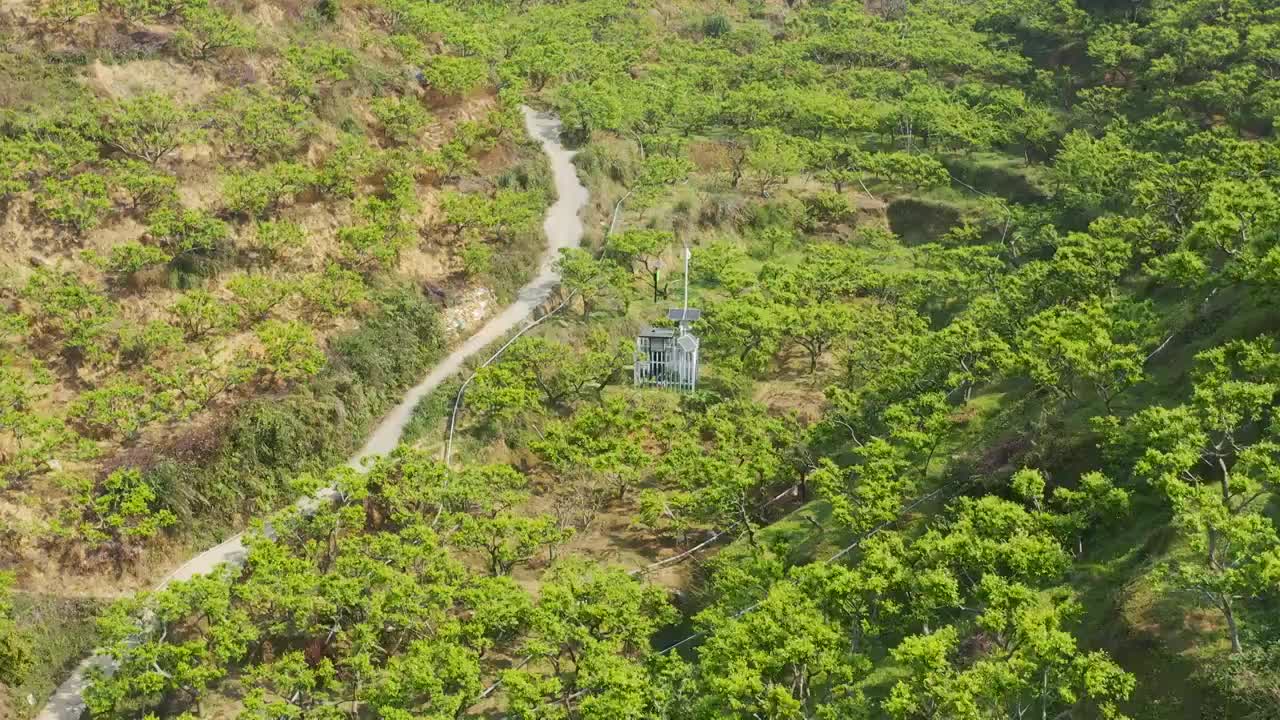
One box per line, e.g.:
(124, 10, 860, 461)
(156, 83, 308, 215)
(34, 107, 587, 720)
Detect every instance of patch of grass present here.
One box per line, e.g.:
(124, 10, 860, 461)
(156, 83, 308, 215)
(4, 593, 105, 719)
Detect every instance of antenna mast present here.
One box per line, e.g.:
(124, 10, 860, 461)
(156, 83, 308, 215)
(682, 242, 690, 321)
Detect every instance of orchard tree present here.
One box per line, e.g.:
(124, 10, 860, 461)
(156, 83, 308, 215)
(250, 219, 306, 261)
(35, 173, 112, 232)
(693, 580, 870, 720)
(146, 206, 230, 258)
(1051, 470, 1130, 556)
(746, 128, 805, 196)
(70, 467, 177, 550)
(102, 93, 194, 165)
(85, 570, 253, 717)
(701, 294, 785, 376)
(0, 364, 72, 488)
(108, 159, 178, 211)
(67, 380, 162, 442)
(523, 560, 677, 677)
(554, 247, 626, 317)
(1101, 338, 1280, 652)
(607, 229, 674, 302)
(251, 320, 325, 383)
(530, 397, 650, 502)
(371, 95, 431, 145)
(1016, 300, 1149, 411)
(214, 88, 312, 160)
(170, 289, 240, 340)
(453, 513, 572, 576)
(227, 273, 295, 325)
(885, 589, 1134, 720)
(786, 301, 856, 374)
(174, 1, 255, 60)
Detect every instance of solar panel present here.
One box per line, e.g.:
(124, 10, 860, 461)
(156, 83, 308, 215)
(667, 308, 702, 322)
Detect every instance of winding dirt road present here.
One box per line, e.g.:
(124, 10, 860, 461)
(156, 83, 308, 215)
(34, 106, 587, 720)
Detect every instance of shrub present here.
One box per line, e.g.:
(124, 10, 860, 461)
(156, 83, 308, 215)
(329, 282, 441, 391)
(35, 173, 112, 232)
(701, 13, 731, 38)
(315, 0, 339, 21)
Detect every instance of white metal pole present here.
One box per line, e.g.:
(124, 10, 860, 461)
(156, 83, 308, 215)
(682, 243, 690, 325)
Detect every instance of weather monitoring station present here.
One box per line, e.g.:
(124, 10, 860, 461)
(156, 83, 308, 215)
(634, 245, 700, 391)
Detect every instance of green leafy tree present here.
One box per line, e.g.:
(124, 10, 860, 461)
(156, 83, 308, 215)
(95, 241, 172, 281)
(174, 0, 254, 60)
(39, 0, 99, 26)
(607, 229, 674, 302)
(1016, 301, 1149, 411)
(72, 467, 177, 548)
(251, 320, 325, 383)
(35, 173, 112, 232)
(453, 513, 572, 576)
(0, 364, 70, 488)
(787, 301, 856, 374)
(227, 273, 294, 325)
(222, 162, 314, 218)
(371, 95, 431, 145)
(213, 88, 312, 160)
(85, 570, 253, 716)
(422, 55, 489, 97)
(701, 294, 785, 376)
(746, 128, 806, 196)
(68, 380, 163, 442)
(1102, 338, 1280, 652)
(102, 93, 193, 165)
(170, 289, 240, 340)
(250, 218, 306, 261)
(21, 269, 117, 364)
(146, 206, 230, 257)
(279, 43, 355, 100)
(298, 264, 366, 320)
(694, 580, 870, 720)
(108, 159, 178, 211)
(554, 247, 626, 317)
